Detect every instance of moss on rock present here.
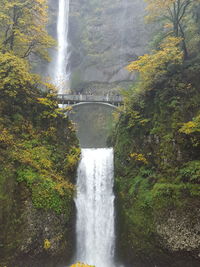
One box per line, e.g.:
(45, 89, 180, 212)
(113, 58, 200, 266)
(0, 64, 80, 266)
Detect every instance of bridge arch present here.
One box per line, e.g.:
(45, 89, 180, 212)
(69, 101, 118, 109)
(67, 102, 116, 148)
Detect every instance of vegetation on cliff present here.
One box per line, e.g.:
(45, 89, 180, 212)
(0, 0, 55, 60)
(0, 1, 80, 266)
(114, 1, 200, 266)
(69, 0, 149, 94)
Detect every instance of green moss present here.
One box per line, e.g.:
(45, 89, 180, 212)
(113, 58, 200, 264)
(0, 87, 80, 265)
(178, 160, 200, 183)
(31, 180, 70, 214)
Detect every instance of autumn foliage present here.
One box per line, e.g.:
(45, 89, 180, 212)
(113, 1, 200, 265)
(70, 263, 95, 267)
(0, 0, 55, 59)
(0, 5, 80, 265)
(126, 37, 183, 92)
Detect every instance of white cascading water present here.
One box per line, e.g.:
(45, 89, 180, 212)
(75, 148, 115, 267)
(54, 2, 117, 266)
(54, 0, 70, 94)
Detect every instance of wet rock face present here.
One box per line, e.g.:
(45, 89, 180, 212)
(46, 0, 151, 92)
(47, 0, 58, 39)
(1, 183, 75, 267)
(156, 209, 200, 259)
(68, 0, 151, 91)
(17, 200, 73, 263)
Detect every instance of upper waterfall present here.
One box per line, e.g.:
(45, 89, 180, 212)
(54, 0, 70, 93)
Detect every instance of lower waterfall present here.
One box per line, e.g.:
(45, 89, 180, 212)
(75, 148, 115, 267)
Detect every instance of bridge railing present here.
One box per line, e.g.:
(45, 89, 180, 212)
(57, 94, 123, 103)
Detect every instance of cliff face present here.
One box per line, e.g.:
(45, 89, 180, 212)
(0, 55, 80, 266)
(155, 209, 200, 257)
(0, 3, 81, 267)
(1, 183, 75, 267)
(0, 109, 80, 267)
(69, 0, 150, 93)
(46, 0, 150, 93)
(113, 59, 200, 266)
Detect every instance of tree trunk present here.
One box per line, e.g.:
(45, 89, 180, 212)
(179, 23, 188, 59)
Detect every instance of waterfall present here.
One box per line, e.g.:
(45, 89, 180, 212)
(75, 148, 115, 267)
(54, 0, 70, 94)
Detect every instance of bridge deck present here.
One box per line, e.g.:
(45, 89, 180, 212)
(57, 94, 123, 106)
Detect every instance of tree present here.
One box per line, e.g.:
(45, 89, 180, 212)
(126, 37, 183, 93)
(0, 0, 55, 60)
(145, 0, 200, 58)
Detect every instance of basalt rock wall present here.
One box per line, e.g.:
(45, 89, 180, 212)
(47, 0, 151, 94)
(69, 0, 150, 94)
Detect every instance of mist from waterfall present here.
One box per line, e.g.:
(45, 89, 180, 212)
(75, 148, 115, 267)
(54, 0, 70, 94)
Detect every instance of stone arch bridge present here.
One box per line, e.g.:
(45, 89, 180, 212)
(57, 94, 123, 108)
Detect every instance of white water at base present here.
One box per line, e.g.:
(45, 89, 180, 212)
(54, 0, 70, 94)
(75, 148, 115, 267)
